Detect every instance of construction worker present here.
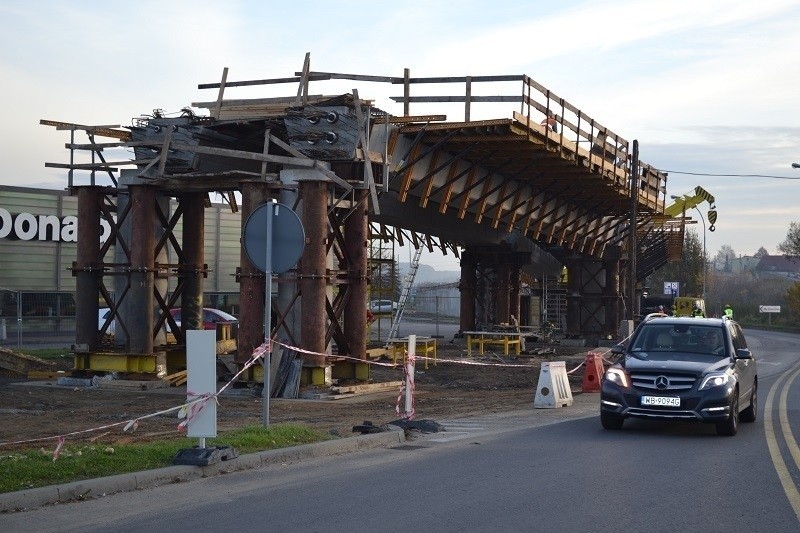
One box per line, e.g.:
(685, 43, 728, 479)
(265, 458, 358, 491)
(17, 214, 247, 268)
(540, 113, 558, 132)
(723, 304, 734, 319)
(692, 305, 705, 318)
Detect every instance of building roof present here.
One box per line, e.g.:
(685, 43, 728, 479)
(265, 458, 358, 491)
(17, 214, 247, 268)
(755, 254, 800, 272)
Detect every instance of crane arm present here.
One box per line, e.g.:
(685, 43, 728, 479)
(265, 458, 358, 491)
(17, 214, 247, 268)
(664, 186, 715, 217)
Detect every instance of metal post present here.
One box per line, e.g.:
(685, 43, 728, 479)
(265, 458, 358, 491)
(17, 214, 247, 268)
(434, 295, 441, 338)
(628, 140, 639, 320)
(263, 200, 275, 428)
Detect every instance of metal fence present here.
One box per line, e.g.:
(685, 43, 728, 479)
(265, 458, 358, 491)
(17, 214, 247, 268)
(0, 290, 79, 349)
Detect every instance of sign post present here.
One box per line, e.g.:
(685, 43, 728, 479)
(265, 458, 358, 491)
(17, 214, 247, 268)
(759, 305, 781, 326)
(243, 201, 304, 427)
(664, 281, 679, 297)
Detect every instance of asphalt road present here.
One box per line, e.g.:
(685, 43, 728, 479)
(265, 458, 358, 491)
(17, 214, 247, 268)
(3, 329, 800, 532)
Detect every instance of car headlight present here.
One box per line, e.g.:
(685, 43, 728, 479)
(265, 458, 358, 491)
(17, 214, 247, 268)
(699, 372, 730, 390)
(605, 367, 630, 388)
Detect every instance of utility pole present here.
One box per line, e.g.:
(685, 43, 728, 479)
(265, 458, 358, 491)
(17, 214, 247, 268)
(628, 140, 639, 320)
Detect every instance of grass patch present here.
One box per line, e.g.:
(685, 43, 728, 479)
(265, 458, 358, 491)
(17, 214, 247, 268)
(15, 347, 73, 361)
(0, 424, 330, 494)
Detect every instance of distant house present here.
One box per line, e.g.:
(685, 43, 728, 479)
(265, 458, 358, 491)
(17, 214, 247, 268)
(754, 255, 800, 280)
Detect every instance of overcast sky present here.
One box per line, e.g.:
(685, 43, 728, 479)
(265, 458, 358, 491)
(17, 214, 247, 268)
(1, 0, 798, 270)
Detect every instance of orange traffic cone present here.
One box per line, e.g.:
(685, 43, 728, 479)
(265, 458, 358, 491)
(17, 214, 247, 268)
(581, 351, 605, 393)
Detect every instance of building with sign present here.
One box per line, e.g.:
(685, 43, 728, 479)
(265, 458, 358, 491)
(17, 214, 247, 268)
(0, 185, 242, 341)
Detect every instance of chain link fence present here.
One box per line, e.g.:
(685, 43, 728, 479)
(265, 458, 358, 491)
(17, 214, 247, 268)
(0, 290, 77, 349)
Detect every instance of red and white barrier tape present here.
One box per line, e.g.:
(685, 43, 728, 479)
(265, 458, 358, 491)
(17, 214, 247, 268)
(1, 335, 627, 457)
(0, 342, 268, 457)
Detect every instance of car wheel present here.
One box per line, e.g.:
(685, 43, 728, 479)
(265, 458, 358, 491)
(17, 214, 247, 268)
(601, 411, 624, 430)
(716, 392, 739, 436)
(740, 381, 757, 423)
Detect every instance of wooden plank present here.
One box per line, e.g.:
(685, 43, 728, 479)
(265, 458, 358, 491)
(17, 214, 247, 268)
(27, 370, 69, 380)
(417, 150, 441, 209)
(212, 67, 229, 120)
(390, 95, 521, 103)
(332, 380, 404, 394)
(40, 120, 129, 140)
(366, 349, 390, 360)
(96, 379, 170, 390)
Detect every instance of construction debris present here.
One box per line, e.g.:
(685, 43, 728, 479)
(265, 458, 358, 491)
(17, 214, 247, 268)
(0, 347, 56, 376)
(164, 370, 188, 386)
(330, 380, 403, 399)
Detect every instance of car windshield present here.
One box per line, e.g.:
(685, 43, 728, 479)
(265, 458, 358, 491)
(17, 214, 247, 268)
(630, 324, 726, 357)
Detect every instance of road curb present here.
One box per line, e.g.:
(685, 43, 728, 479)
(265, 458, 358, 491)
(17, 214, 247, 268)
(0, 428, 406, 513)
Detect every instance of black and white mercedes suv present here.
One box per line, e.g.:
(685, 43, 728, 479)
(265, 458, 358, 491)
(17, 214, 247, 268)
(600, 316, 757, 436)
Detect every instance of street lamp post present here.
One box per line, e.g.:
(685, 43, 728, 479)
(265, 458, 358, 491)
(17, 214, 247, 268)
(693, 206, 707, 302)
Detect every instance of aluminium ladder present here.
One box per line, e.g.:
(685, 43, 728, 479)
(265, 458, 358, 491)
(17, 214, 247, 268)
(386, 247, 422, 342)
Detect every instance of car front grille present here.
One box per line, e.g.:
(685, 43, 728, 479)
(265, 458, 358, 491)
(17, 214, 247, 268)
(630, 372, 696, 391)
(626, 408, 700, 420)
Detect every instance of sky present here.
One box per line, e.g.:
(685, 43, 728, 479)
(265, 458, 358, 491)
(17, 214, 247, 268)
(1, 0, 799, 272)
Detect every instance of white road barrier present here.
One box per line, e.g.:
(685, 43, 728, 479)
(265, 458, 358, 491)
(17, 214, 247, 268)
(534, 361, 574, 408)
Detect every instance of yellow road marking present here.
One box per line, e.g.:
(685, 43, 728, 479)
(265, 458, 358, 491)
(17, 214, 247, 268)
(764, 363, 800, 522)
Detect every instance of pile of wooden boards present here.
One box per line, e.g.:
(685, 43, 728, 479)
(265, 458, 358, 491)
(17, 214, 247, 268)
(0, 347, 57, 377)
(269, 345, 302, 399)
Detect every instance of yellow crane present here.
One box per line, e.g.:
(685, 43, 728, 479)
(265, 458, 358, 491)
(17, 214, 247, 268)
(664, 186, 717, 231)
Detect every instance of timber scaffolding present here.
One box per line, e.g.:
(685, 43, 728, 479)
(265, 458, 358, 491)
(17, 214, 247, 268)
(42, 54, 678, 383)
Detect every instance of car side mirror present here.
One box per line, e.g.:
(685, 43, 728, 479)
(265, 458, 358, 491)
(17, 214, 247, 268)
(611, 344, 625, 355)
(735, 348, 753, 360)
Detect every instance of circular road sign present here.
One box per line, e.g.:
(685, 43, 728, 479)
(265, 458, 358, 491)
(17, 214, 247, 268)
(243, 202, 305, 274)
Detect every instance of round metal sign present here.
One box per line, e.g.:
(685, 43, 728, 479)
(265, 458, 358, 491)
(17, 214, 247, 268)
(243, 202, 305, 274)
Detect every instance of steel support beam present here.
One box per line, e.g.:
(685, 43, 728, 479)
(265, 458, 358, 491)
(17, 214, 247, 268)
(343, 189, 369, 360)
(128, 185, 156, 354)
(237, 182, 271, 363)
(300, 180, 328, 367)
(75, 186, 103, 350)
(180, 193, 206, 334)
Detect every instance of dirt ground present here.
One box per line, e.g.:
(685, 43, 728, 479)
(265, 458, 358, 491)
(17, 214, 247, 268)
(0, 340, 596, 451)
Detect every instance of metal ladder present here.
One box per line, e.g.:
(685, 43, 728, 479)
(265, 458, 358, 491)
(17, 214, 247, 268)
(386, 247, 422, 341)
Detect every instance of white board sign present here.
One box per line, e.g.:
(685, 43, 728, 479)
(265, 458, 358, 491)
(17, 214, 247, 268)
(759, 305, 781, 313)
(186, 330, 218, 437)
(664, 281, 679, 296)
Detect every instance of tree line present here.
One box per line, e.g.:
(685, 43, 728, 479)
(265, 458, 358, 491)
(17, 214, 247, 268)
(645, 223, 800, 327)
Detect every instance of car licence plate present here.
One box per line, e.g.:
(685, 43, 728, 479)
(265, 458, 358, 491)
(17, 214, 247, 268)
(641, 396, 680, 407)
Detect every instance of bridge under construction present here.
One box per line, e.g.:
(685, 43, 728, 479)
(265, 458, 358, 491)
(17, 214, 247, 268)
(42, 54, 687, 384)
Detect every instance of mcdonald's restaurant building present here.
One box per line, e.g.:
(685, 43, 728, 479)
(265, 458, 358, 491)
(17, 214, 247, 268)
(0, 184, 242, 342)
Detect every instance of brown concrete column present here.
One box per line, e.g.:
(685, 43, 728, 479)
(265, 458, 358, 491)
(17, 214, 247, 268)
(180, 193, 205, 335)
(237, 182, 271, 363)
(299, 180, 328, 366)
(343, 189, 369, 359)
(128, 185, 156, 354)
(565, 256, 582, 336)
(75, 187, 103, 350)
(459, 252, 476, 332)
(495, 263, 510, 325)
